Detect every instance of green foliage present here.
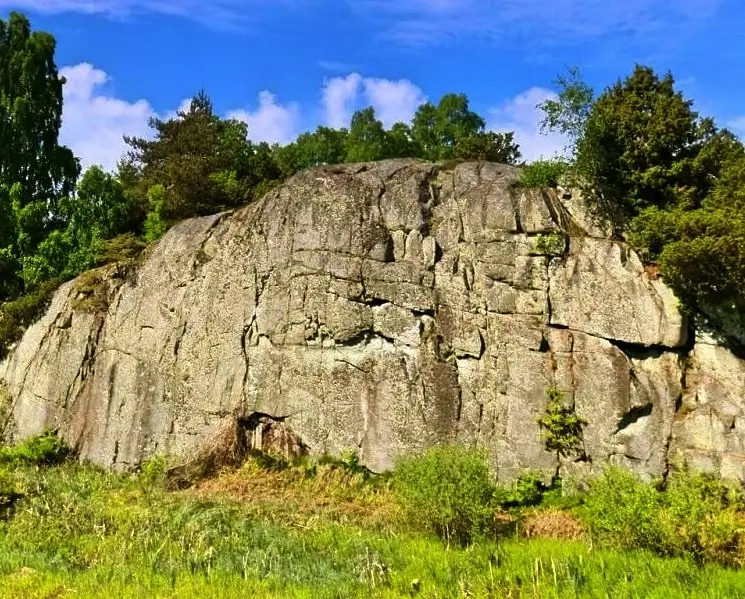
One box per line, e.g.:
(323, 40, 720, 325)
(143, 184, 168, 243)
(345, 107, 389, 163)
(518, 159, 570, 188)
(571, 65, 725, 220)
(393, 445, 497, 545)
(274, 126, 349, 176)
(533, 232, 567, 256)
(138, 455, 169, 486)
(502, 471, 547, 508)
(411, 94, 488, 162)
(317, 450, 373, 479)
(0, 12, 79, 231)
(538, 387, 586, 461)
(539, 67, 594, 153)
(0, 429, 72, 466)
(123, 91, 272, 225)
(453, 131, 521, 164)
(582, 468, 745, 567)
(0, 279, 59, 360)
(93, 233, 145, 266)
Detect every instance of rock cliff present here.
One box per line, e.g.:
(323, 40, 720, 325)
(1, 159, 744, 482)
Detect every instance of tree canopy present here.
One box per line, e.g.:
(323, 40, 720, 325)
(541, 64, 745, 340)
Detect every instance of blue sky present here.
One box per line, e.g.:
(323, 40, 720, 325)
(1, 0, 743, 170)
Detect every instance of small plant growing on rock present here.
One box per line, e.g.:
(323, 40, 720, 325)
(534, 232, 567, 256)
(538, 387, 586, 470)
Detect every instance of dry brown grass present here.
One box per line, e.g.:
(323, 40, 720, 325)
(521, 508, 585, 541)
(189, 458, 402, 531)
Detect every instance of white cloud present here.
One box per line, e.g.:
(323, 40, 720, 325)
(322, 73, 426, 128)
(60, 62, 154, 171)
(489, 87, 569, 162)
(60, 63, 303, 171)
(363, 78, 426, 127)
(322, 73, 363, 129)
(228, 91, 300, 144)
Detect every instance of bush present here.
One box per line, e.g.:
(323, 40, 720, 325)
(518, 159, 569, 188)
(93, 233, 146, 266)
(533, 232, 567, 256)
(0, 429, 73, 467)
(393, 445, 497, 545)
(582, 467, 745, 566)
(501, 471, 547, 508)
(0, 279, 60, 360)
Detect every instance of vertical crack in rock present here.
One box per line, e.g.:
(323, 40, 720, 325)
(63, 314, 107, 410)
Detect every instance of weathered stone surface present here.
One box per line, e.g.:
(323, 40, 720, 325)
(2, 158, 745, 483)
(549, 237, 687, 347)
(669, 342, 745, 480)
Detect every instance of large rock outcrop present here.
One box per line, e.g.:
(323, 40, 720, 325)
(1, 159, 744, 482)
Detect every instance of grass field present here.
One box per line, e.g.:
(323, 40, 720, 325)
(1, 452, 745, 599)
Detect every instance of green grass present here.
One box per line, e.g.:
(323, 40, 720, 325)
(1, 460, 745, 598)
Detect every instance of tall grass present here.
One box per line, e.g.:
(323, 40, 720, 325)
(1, 435, 745, 597)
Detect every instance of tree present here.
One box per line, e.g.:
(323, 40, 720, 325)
(123, 90, 253, 222)
(539, 66, 594, 153)
(629, 155, 745, 335)
(576, 65, 716, 217)
(454, 131, 521, 164)
(411, 94, 487, 161)
(274, 126, 348, 177)
(0, 12, 79, 277)
(59, 166, 136, 274)
(345, 108, 388, 163)
(385, 122, 420, 158)
(538, 386, 586, 477)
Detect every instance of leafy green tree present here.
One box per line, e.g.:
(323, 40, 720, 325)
(274, 126, 348, 177)
(345, 107, 388, 163)
(629, 155, 745, 334)
(539, 66, 594, 153)
(123, 90, 254, 222)
(0, 12, 79, 254)
(144, 184, 168, 243)
(575, 65, 718, 218)
(411, 94, 487, 161)
(61, 166, 136, 274)
(385, 122, 420, 158)
(538, 386, 586, 472)
(454, 131, 521, 164)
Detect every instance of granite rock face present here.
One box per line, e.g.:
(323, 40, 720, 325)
(1, 159, 744, 482)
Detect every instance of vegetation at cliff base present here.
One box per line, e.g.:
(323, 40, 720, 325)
(0, 433, 744, 598)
